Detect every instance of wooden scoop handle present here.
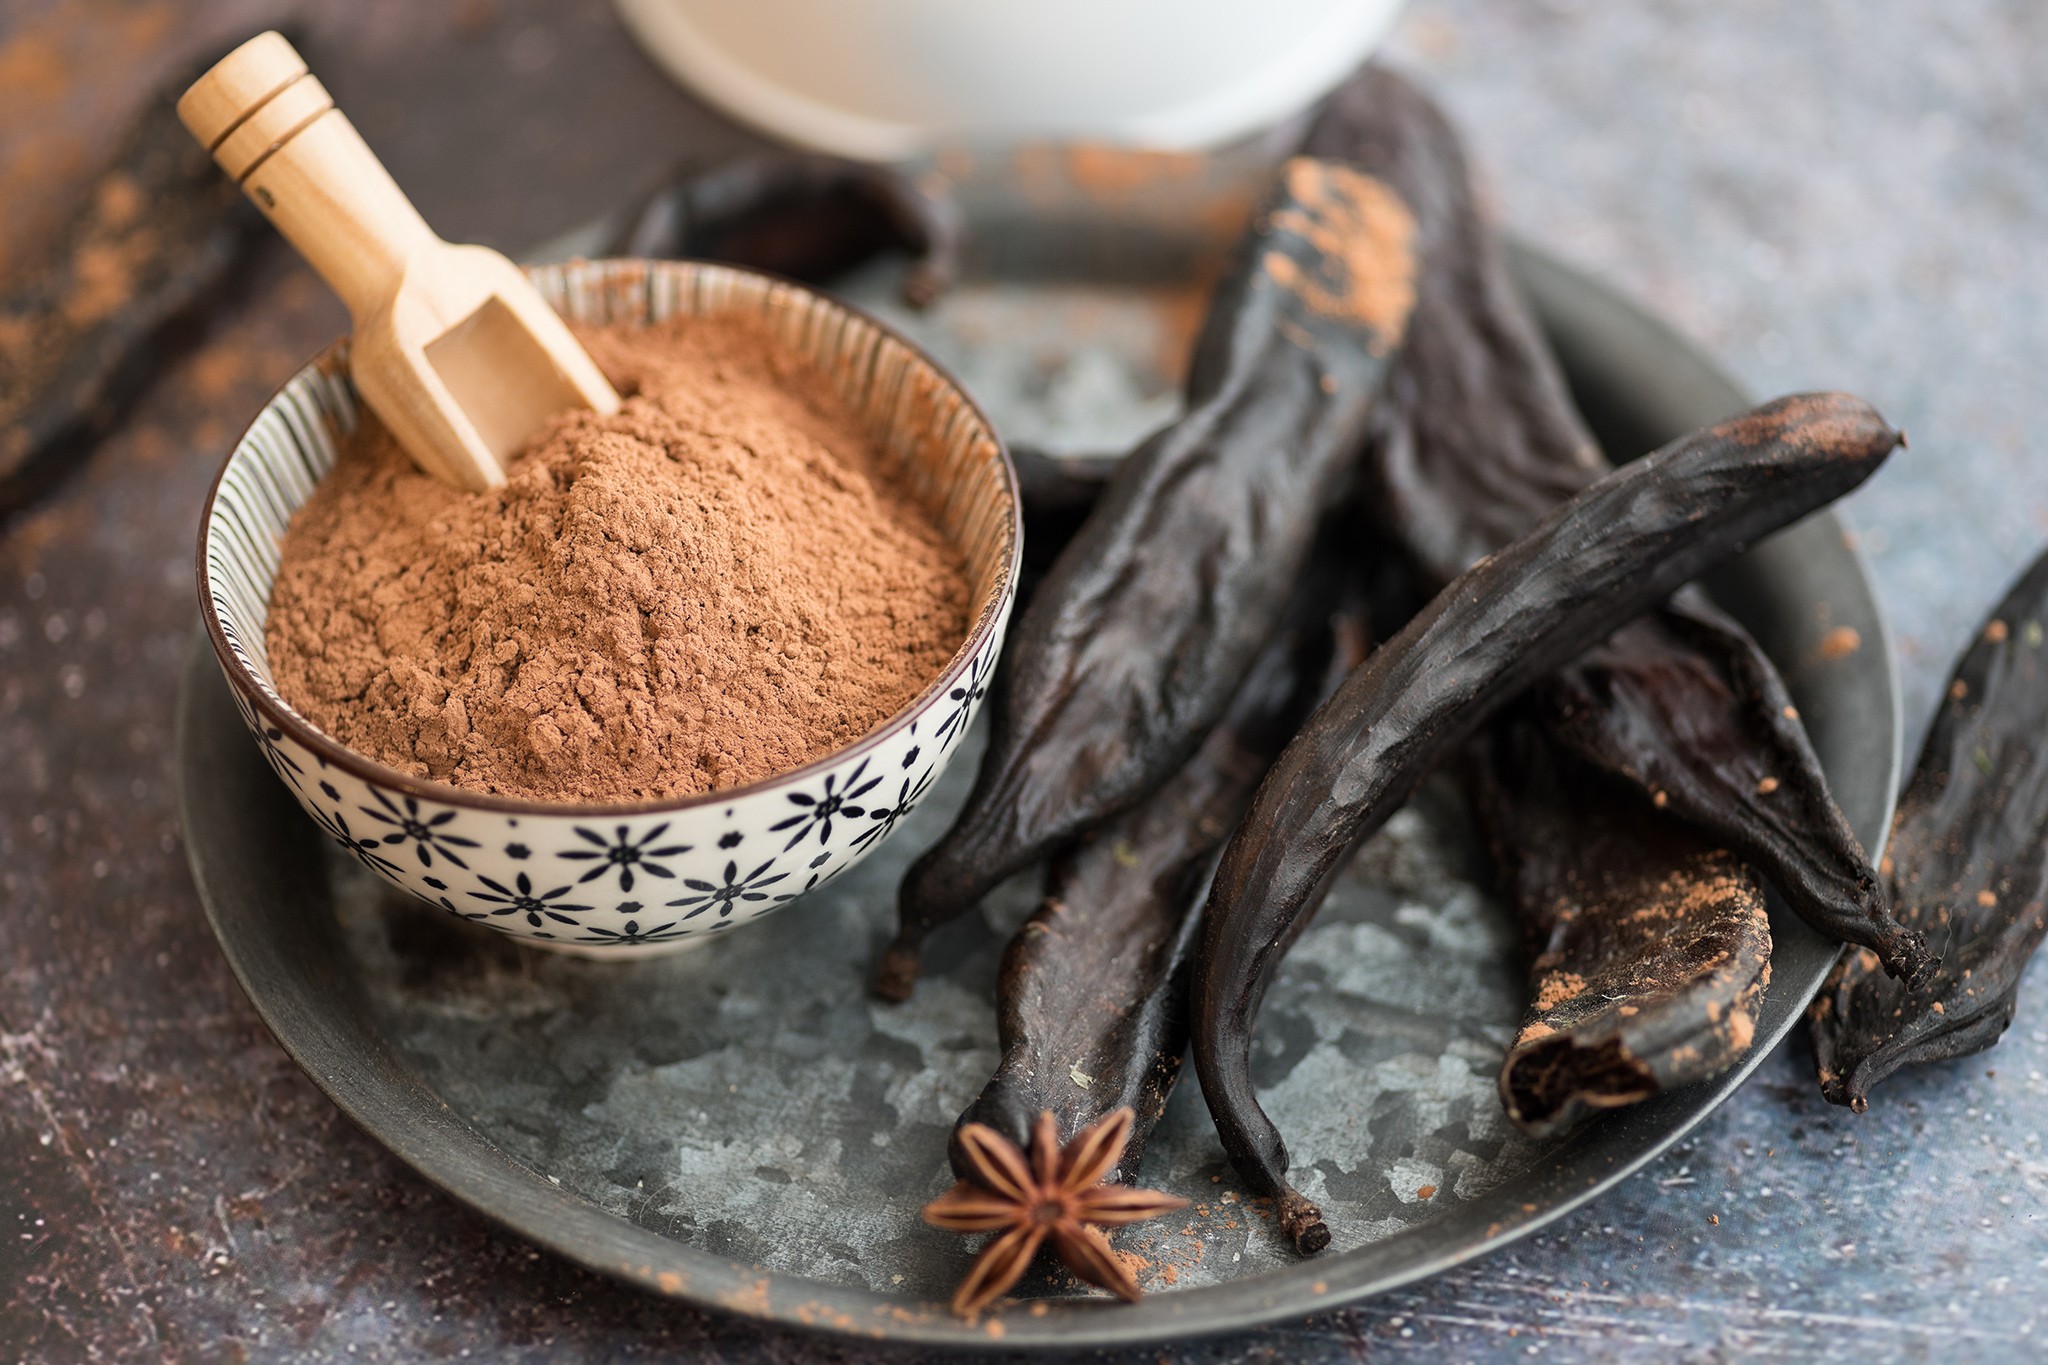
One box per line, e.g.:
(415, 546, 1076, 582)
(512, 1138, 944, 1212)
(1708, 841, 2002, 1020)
(177, 32, 438, 322)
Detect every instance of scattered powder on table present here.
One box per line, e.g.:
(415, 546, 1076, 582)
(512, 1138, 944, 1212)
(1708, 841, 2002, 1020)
(265, 314, 971, 803)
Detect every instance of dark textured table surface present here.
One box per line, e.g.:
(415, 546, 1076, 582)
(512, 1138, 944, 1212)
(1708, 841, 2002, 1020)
(3, 1, 2044, 1360)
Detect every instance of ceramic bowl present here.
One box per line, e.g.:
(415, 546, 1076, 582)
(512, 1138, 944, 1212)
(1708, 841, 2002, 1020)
(199, 258, 1019, 958)
(614, 0, 1407, 159)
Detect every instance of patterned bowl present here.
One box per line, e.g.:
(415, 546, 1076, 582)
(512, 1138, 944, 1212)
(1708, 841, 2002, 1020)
(198, 258, 1018, 957)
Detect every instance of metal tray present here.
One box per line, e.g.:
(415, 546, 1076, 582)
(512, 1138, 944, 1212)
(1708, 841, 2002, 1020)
(176, 154, 1900, 1350)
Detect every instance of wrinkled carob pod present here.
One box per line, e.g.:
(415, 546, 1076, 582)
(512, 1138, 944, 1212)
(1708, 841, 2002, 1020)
(1536, 595, 1926, 980)
(1192, 392, 1902, 1254)
(875, 65, 1432, 1002)
(1351, 100, 1598, 582)
(1811, 549, 2048, 1110)
(1471, 712, 1773, 1138)
(0, 50, 264, 518)
(1352, 72, 1926, 988)
(614, 153, 962, 308)
(953, 571, 1364, 1183)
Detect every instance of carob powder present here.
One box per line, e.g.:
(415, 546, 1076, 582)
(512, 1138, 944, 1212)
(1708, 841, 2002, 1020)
(265, 314, 971, 803)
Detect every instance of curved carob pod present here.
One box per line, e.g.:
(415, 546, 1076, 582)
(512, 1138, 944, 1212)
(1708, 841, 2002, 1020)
(1810, 548, 2048, 1110)
(614, 153, 963, 308)
(952, 568, 1366, 1183)
(875, 65, 1436, 1002)
(1349, 70, 1925, 988)
(1470, 710, 1773, 1138)
(1192, 392, 1903, 1254)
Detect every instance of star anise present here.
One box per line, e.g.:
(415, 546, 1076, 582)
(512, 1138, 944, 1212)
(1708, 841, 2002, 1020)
(921, 1107, 1189, 1317)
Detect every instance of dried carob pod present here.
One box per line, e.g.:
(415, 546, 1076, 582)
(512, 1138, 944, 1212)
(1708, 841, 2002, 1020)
(1471, 710, 1773, 1137)
(1351, 69, 1926, 986)
(614, 153, 962, 308)
(0, 48, 265, 519)
(1192, 392, 1902, 1254)
(953, 566, 1364, 1183)
(1346, 63, 1786, 1107)
(877, 64, 1432, 1001)
(1350, 100, 1599, 581)
(1811, 549, 2048, 1109)
(1536, 595, 1926, 979)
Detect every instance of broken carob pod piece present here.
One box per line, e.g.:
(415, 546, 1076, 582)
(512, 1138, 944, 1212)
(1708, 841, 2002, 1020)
(1470, 709, 1773, 1137)
(1535, 593, 1930, 985)
(0, 45, 265, 519)
(615, 153, 963, 308)
(1810, 548, 2048, 1110)
(953, 567, 1363, 1183)
(1343, 66, 1926, 989)
(1192, 392, 1902, 1255)
(877, 63, 1430, 1001)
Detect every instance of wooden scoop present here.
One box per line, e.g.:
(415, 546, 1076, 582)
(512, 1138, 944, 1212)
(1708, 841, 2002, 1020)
(177, 32, 618, 490)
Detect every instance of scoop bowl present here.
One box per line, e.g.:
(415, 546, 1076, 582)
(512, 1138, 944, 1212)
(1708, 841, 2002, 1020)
(198, 258, 1019, 957)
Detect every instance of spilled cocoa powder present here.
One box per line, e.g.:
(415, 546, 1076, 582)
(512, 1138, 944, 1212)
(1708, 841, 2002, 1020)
(265, 314, 971, 803)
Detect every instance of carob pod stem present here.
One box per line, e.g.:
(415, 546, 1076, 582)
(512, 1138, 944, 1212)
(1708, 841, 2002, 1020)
(876, 65, 1433, 1001)
(0, 47, 265, 520)
(952, 567, 1363, 1182)
(1810, 547, 2048, 1109)
(1350, 67, 1925, 987)
(1470, 710, 1773, 1138)
(1191, 392, 1902, 1254)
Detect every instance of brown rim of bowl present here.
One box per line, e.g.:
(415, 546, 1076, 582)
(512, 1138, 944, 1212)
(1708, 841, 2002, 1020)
(197, 257, 1023, 818)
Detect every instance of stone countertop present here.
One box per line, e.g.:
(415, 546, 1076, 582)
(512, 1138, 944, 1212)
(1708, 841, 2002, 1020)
(1, 0, 2042, 1360)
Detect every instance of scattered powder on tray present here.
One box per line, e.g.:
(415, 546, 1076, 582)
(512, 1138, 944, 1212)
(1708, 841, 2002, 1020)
(265, 314, 971, 803)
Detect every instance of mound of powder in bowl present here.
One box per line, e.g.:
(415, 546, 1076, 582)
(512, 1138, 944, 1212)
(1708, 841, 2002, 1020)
(264, 314, 972, 803)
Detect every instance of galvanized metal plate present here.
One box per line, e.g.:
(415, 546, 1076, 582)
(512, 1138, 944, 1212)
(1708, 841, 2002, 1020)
(178, 201, 1899, 1347)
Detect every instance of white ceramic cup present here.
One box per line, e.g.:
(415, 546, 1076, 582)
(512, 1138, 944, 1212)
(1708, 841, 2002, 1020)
(615, 0, 1408, 160)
